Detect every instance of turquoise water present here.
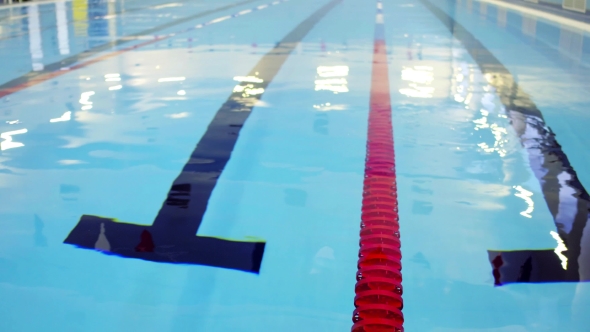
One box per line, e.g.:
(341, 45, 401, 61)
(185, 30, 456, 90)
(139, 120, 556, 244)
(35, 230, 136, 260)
(0, 0, 589, 330)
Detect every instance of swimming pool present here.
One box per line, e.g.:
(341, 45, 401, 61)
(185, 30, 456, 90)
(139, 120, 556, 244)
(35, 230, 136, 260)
(0, 0, 589, 330)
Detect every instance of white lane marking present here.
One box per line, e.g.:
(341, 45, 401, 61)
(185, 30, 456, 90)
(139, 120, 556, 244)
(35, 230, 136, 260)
(208, 15, 231, 24)
(376, 13, 384, 24)
(475, 0, 590, 32)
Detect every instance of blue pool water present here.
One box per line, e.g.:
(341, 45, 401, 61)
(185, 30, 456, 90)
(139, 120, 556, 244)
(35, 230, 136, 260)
(1, 0, 590, 331)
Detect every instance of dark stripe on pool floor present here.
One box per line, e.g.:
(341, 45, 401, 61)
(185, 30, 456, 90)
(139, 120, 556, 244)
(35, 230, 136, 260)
(63, 0, 342, 273)
(420, 0, 590, 284)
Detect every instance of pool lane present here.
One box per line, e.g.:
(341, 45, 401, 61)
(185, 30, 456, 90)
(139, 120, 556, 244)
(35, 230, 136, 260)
(0, 0, 374, 331)
(1, 0, 590, 331)
(383, 0, 590, 330)
(0, 0, 264, 86)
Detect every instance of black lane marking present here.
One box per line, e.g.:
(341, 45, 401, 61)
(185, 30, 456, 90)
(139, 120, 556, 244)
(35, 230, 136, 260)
(63, 0, 342, 274)
(0, 0, 259, 89)
(420, 0, 590, 284)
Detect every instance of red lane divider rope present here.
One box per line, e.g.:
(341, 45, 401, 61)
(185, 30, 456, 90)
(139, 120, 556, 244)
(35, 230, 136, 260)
(352, 2, 403, 332)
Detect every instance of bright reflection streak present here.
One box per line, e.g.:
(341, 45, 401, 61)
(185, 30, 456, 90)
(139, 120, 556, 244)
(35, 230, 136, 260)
(165, 112, 190, 119)
(550, 231, 568, 270)
(81, 105, 93, 110)
(6, 120, 20, 125)
(401, 66, 434, 84)
(177, 90, 186, 95)
(315, 78, 347, 85)
(158, 77, 186, 82)
(234, 76, 263, 83)
(152, 3, 182, 9)
(399, 66, 434, 98)
(209, 16, 230, 24)
(514, 185, 534, 218)
(313, 103, 347, 111)
(474, 108, 508, 156)
(79, 91, 95, 105)
(399, 85, 434, 98)
(315, 66, 349, 93)
(50, 111, 72, 123)
(105, 73, 121, 82)
(58, 159, 85, 165)
(233, 84, 265, 96)
(109, 85, 122, 91)
(1, 129, 28, 151)
(317, 66, 349, 77)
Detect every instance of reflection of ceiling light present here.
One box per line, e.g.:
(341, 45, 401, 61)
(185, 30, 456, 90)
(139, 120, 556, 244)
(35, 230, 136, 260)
(315, 66, 349, 93)
(244, 88, 264, 95)
(514, 185, 534, 218)
(233, 76, 263, 83)
(109, 85, 122, 91)
(152, 3, 182, 9)
(104, 73, 120, 82)
(401, 66, 434, 84)
(158, 77, 186, 82)
(79, 91, 95, 105)
(315, 78, 347, 85)
(50, 111, 71, 123)
(313, 103, 347, 111)
(81, 105, 93, 110)
(1, 128, 27, 151)
(317, 66, 349, 77)
(550, 231, 568, 270)
(400, 66, 434, 98)
(399, 86, 434, 98)
(209, 16, 230, 24)
(233, 84, 265, 96)
(6, 120, 20, 125)
(177, 90, 186, 95)
(165, 112, 190, 119)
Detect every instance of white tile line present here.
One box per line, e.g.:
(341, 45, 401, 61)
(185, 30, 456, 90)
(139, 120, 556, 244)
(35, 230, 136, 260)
(0, 0, 71, 10)
(475, 0, 590, 33)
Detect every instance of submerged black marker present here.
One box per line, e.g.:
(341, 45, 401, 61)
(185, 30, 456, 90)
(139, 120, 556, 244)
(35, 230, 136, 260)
(420, 0, 590, 284)
(64, 0, 343, 273)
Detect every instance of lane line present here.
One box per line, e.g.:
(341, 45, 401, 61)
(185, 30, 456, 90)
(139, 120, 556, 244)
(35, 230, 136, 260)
(63, 0, 343, 273)
(420, 0, 590, 284)
(0, 0, 286, 99)
(474, 0, 590, 33)
(352, 1, 404, 331)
